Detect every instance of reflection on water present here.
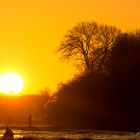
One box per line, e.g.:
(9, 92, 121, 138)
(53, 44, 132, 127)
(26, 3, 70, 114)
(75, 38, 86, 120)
(0, 128, 140, 139)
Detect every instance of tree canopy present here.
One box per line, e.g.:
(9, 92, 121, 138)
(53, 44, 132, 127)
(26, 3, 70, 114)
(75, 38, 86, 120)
(108, 31, 140, 73)
(57, 22, 121, 72)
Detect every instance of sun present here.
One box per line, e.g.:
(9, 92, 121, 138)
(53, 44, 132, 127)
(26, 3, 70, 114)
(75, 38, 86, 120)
(0, 72, 24, 95)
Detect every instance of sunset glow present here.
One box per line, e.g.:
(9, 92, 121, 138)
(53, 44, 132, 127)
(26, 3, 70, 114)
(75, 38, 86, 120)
(0, 0, 139, 93)
(0, 73, 24, 95)
(0, 0, 139, 136)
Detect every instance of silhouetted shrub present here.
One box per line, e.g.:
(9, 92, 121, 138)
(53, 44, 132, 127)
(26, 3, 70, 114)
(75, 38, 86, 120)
(46, 31, 140, 130)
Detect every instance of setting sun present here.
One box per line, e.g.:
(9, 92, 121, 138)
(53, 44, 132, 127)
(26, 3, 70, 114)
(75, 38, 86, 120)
(0, 73, 24, 95)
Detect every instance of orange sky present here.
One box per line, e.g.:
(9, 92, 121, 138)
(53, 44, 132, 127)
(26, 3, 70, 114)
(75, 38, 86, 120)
(0, 0, 139, 94)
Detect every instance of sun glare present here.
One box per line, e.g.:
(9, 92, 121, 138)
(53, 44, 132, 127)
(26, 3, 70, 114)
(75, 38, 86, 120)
(0, 73, 24, 95)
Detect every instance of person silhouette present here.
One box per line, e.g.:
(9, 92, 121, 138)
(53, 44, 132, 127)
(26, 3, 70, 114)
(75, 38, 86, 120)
(28, 114, 32, 128)
(2, 127, 14, 140)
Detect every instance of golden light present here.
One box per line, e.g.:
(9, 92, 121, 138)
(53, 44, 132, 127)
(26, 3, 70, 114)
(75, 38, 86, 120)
(0, 73, 24, 95)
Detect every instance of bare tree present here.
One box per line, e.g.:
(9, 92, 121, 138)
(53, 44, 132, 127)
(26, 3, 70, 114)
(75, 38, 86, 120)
(95, 25, 121, 71)
(57, 22, 121, 72)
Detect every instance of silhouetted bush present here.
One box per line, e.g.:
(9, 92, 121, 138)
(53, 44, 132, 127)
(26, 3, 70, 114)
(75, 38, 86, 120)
(46, 31, 140, 131)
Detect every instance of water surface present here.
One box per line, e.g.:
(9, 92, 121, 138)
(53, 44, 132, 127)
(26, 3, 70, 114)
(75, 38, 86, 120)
(0, 128, 139, 139)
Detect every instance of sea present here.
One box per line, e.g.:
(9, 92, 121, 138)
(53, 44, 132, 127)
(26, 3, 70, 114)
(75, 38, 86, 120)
(0, 127, 140, 140)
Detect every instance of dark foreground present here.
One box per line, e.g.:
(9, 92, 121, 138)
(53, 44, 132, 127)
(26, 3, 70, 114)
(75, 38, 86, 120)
(0, 127, 140, 140)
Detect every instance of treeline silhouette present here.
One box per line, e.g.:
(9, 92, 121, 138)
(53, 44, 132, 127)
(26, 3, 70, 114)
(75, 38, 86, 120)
(0, 90, 50, 126)
(45, 22, 140, 131)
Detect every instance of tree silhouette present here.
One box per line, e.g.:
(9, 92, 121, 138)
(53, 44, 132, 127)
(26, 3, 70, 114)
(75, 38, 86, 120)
(108, 31, 140, 73)
(46, 30, 140, 130)
(96, 25, 121, 71)
(57, 22, 120, 72)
